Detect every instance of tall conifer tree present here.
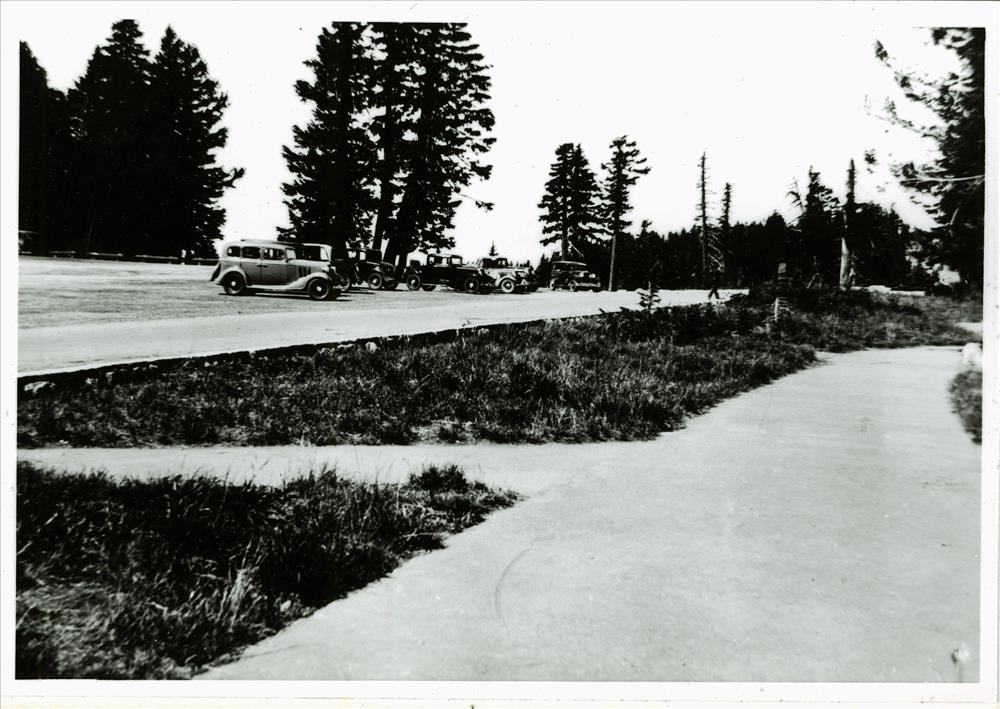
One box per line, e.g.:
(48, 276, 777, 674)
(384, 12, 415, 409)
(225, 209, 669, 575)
(385, 24, 495, 265)
(19, 43, 49, 251)
(600, 136, 649, 291)
(370, 23, 421, 253)
(282, 22, 377, 255)
(70, 20, 153, 254)
(875, 28, 984, 288)
(538, 143, 601, 256)
(148, 27, 244, 257)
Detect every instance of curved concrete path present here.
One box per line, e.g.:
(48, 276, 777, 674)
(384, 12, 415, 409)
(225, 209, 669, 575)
(19, 347, 983, 681)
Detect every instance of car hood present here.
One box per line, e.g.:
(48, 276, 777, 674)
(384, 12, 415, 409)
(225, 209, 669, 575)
(485, 267, 528, 276)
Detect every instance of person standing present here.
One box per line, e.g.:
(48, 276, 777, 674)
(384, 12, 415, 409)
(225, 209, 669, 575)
(707, 269, 721, 300)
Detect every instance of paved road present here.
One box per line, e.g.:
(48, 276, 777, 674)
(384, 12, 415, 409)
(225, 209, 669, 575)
(22, 347, 982, 681)
(17, 256, 738, 375)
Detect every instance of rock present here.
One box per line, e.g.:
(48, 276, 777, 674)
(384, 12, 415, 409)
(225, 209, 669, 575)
(960, 342, 982, 370)
(365, 341, 378, 353)
(23, 380, 51, 394)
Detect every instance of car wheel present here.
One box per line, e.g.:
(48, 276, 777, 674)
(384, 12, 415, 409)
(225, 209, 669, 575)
(421, 285, 437, 291)
(499, 278, 516, 294)
(407, 274, 422, 291)
(308, 278, 332, 301)
(368, 273, 384, 289)
(463, 276, 480, 294)
(569, 281, 579, 292)
(223, 272, 246, 296)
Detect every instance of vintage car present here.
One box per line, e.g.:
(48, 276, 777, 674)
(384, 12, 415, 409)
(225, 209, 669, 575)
(403, 253, 496, 293)
(211, 239, 347, 300)
(476, 256, 538, 294)
(335, 248, 399, 290)
(549, 260, 602, 291)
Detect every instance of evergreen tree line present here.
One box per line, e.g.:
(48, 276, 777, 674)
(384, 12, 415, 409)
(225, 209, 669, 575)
(280, 22, 495, 267)
(538, 27, 983, 291)
(538, 146, 923, 292)
(19, 21, 243, 258)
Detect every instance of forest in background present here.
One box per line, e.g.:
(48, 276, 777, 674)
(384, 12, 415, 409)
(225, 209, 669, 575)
(19, 23, 984, 290)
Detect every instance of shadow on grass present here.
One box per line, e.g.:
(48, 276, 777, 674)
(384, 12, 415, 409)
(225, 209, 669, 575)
(16, 461, 519, 679)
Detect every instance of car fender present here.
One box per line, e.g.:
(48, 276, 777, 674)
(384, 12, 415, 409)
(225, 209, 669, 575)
(288, 271, 335, 291)
(216, 265, 246, 284)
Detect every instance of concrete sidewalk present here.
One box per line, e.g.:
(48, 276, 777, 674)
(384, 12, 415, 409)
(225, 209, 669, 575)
(19, 347, 983, 681)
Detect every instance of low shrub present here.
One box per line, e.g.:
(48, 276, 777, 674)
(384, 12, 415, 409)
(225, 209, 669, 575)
(950, 369, 982, 444)
(16, 461, 519, 679)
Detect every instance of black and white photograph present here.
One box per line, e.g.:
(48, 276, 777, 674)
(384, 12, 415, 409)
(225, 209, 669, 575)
(1, 1, 997, 706)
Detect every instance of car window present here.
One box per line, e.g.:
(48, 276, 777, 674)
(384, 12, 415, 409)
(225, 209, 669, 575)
(450, 256, 463, 265)
(284, 248, 297, 259)
(226, 245, 240, 257)
(241, 246, 261, 259)
(262, 247, 284, 260)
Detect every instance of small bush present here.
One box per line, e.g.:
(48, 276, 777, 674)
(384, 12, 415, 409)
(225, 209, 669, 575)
(950, 369, 982, 444)
(16, 462, 519, 679)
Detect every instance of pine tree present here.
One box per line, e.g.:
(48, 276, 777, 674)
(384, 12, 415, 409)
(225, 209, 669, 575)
(875, 29, 984, 288)
(370, 22, 422, 253)
(385, 24, 496, 266)
(788, 167, 841, 283)
(601, 136, 649, 291)
(538, 143, 601, 256)
(719, 181, 732, 282)
(636, 219, 663, 308)
(488, 241, 498, 257)
(70, 20, 154, 254)
(19, 43, 49, 252)
(147, 27, 244, 257)
(282, 22, 377, 255)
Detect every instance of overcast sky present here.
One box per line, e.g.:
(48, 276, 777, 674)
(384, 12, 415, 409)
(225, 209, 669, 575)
(6, 1, 995, 261)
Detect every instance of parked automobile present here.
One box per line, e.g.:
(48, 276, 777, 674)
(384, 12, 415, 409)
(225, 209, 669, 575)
(476, 256, 538, 293)
(335, 248, 399, 290)
(211, 239, 347, 300)
(548, 260, 602, 291)
(403, 253, 496, 293)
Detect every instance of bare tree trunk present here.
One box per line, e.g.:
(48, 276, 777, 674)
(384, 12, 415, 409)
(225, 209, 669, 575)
(839, 236, 853, 288)
(698, 152, 709, 286)
(608, 214, 619, 291)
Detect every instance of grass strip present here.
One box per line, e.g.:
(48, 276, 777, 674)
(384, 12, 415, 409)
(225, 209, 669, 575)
(16, 461, 519, 679)
(17, 293, 975, 447)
